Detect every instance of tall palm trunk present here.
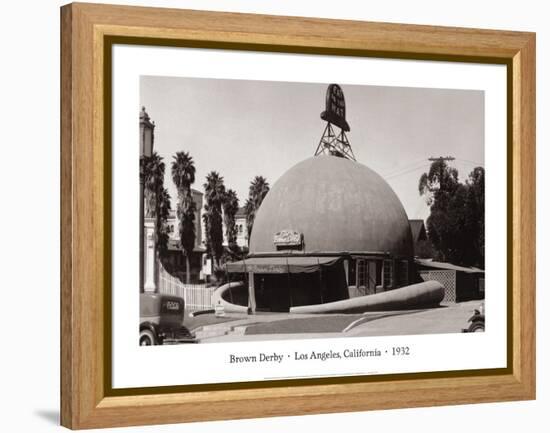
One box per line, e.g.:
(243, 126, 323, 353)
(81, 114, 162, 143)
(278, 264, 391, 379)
(171, 151, 197, 285)
(185, 254, 191, 285)
(204, 171, 226, 270)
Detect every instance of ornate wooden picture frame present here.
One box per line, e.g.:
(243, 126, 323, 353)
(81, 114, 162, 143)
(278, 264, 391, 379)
(61, 2, 535, 429)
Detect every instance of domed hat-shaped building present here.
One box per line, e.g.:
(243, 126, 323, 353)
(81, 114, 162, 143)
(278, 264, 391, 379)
(250, 155, 413, 258)
(226, 84, 415, 313)
(227, 155, 415, 312)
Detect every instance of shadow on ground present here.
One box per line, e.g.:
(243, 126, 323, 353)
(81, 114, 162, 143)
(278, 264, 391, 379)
(35, 409, 59, 425)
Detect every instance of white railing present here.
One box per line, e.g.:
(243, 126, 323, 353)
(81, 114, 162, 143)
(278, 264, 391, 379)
(158, 263, 215, 312)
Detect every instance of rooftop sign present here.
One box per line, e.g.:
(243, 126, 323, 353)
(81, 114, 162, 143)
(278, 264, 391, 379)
(320, 84, 350, 132)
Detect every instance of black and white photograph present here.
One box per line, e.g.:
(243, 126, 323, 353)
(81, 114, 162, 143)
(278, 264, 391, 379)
(2, 0, 543, 431)
(138, 76, 486, 346)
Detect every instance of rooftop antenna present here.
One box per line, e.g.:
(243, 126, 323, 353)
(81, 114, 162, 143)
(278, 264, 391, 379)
(314, 84, 356, 161)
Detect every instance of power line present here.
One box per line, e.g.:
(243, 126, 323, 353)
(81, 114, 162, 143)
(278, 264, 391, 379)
(382, 157, 430, 178)
(455, 157, 484, 167)
(385, 155, 453, 181)
(428, 156, 455, 163)
(383, 155, 482, 181)
(384, 163, 428, 180)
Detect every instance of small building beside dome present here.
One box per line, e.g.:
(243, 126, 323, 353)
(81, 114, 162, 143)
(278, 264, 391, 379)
(226, 155, 416, 312)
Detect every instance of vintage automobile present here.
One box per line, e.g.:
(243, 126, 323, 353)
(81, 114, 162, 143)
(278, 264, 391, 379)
(462, 302, 485, 333)
(139, 293, 195, 345)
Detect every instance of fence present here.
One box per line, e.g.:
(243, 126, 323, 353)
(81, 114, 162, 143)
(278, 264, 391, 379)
(158, 263, 215, 312)
(419, 270, 456, 303)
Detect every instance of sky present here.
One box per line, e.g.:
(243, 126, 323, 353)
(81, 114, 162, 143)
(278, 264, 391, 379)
(140, 76, 484, 221)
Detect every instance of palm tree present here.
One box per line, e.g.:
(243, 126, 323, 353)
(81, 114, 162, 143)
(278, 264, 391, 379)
(143, 153, 171, 251)
(155, 187, 172, 258)
(223, 189, 239, 252)
(171, 151, 196, 284)
(204, 171, 226, 266)
(202, 209, 211, 257)
(143, 152, 172, 287)
(245, 176, 270, 242)
(143, 152, 165, 218)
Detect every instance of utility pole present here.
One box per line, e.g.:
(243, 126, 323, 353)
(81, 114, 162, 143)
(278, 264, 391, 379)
(428, 156, 455, 163)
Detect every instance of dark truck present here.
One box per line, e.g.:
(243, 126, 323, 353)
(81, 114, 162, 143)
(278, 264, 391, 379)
(139, 293, 195, 345)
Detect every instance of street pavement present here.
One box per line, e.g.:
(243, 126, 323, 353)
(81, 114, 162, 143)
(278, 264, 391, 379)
(186, 300, 482, 343)
(346, 301, 481, 336)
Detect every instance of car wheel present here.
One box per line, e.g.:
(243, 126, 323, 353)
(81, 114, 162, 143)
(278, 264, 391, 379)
(140, 329, 156, 346)
(468, 322, 484, 332)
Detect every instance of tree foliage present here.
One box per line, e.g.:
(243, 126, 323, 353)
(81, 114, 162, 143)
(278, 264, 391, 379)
(244, 176, 270, 242)
(143, 152, 165, 218)
(204, 171, 226, 266)
(155, 187, 172, 257)
(177, 193, 196, 270)
(419, 160, 485, 268)
(223, 188, 240, 252)
(142, 152, 171, 258)
(171, 151, 196, 284)
(202, 211, 211, 258)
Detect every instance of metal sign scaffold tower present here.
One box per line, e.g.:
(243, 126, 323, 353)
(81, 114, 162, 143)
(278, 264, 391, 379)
(314, 84, 356, 161)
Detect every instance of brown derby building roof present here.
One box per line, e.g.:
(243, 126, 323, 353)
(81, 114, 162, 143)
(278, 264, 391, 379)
(249, 155, 413, 258)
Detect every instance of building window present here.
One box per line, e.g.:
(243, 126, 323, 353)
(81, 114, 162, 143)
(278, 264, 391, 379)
(357, 260, 366, 288)
(348, 259, 356, 285)
(383, 260, 393, 289)
(375, 261, 383, 287)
